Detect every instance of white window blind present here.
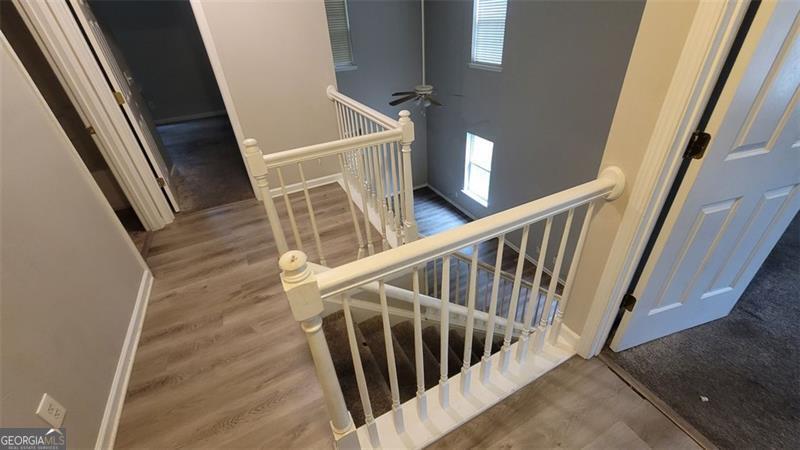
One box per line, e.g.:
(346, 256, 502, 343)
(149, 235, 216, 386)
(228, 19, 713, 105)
(463, 133, 494, 206)
(324, 0, 354, 67)
(471, 0, 508, 66)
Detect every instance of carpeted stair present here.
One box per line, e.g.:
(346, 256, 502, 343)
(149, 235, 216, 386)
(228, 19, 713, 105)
(322, 309, 512, 426)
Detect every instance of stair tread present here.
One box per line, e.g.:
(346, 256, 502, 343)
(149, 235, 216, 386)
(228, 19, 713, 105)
(391, 321, 440, 389)
(359, 315, 418, 403)
(322, 311, 392, 426)
(448, 328, 482, 367)
(422, 326, 462, 378)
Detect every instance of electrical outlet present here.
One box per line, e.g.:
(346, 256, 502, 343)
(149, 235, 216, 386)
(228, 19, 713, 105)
(36, 393, 66, 428)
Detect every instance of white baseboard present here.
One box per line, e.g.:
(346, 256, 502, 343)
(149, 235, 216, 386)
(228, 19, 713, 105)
(95, 270, 153, 450)
(270, 173, 342, 198)
(153, 110, 228, 126)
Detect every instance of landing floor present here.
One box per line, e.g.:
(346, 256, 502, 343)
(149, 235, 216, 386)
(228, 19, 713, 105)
(116, 182, 696, 448)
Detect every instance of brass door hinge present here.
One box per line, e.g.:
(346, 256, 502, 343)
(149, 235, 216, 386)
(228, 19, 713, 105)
(156, 177, 166, 187)
(113, 91, 125, 105)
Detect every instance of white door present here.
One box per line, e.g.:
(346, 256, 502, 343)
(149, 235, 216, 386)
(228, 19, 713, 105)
(611, 1, 800, 351)
(68, 0, 181, 211)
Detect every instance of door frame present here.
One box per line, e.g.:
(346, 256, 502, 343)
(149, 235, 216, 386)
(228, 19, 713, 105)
(13, 0, 174, 230)
(576, 0, 750, 357)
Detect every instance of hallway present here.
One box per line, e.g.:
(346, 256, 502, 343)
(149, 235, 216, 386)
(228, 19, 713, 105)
(157, 116, 252, 212)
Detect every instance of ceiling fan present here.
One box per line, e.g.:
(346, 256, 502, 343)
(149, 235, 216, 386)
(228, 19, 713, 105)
(390, 0, 441, 108)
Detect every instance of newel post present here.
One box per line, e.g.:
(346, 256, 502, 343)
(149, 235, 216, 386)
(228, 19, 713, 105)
(243, 139, 289, 255)
(398, 110, 418, 243)
(280, 251, 359, 449)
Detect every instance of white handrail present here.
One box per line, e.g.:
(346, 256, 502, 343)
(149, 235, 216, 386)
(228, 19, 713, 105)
(327, 85, 400, 130)
(262, 129, 402, 168)
(317, 167, 625, 298)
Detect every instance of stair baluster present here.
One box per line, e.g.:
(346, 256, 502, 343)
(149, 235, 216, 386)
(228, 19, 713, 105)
(517, 217, 552, 362)
(342, 295, 380, 447)
(461, 244, 479, 394)
(411, 269, 428, 420)
(535, 210, 574, 351)
(481, 235, 506, 382)
(439, 255, 451, 408)
(550, 201, 596, 345)
(501, 225, 530, 372)
(378, 280, 405, 432)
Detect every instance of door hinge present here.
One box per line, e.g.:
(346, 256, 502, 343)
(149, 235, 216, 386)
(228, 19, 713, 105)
(621, 293, 637, 311)
(86, 125, 96, 135)
(156, 177, 166, 187)
(113, 91, 126, 105)
(683, 131, 711, 159)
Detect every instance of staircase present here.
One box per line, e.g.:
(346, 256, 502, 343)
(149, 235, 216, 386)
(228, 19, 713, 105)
(244, 86, 627, 448)
(324, 310, 513, 426)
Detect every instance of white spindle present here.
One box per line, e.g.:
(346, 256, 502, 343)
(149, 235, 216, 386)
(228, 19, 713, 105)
(342, 295, 380, 446)
(297, 162, 326, 266)
(481, 235, 505, 382)
(439, 254, 451, 408)
(412, 269, 427, 420)
(549, 202, 595, 345)
(535, 210, 574, 351)
(355, 139, 375, 255)
(243, 139, 288, 255)
(432, 258, 439, 298)
(501, 225, 530, 372)
(338, 154, 365, 259)
(379, 280, 404, 432)
(275, 167, 304, 251)
(370, 142, 390, 250)
(517, 217, 550, 362)
(461, 244, 479, 394)
(389, 142, 402, 236)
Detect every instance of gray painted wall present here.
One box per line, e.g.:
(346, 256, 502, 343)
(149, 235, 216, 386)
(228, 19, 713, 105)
(90, 0, 226, 124)
(1, 38, 147, 448)
(335, 0, 427, 185)
(425, 0, 644, 219)
(424, 0, 644, 265)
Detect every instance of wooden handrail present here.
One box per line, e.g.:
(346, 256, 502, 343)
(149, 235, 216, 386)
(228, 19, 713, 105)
(261, 128, 402, 168)
(317, 168, 625, 298)
(327, 85, 400, 130)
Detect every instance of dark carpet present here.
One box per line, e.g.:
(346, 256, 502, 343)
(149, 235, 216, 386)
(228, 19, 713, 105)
(157, 116, 252, 212)
(605, 213, 800, 449)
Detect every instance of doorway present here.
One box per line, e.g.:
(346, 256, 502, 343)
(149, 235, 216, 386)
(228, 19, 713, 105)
(85, 0, 252, 212)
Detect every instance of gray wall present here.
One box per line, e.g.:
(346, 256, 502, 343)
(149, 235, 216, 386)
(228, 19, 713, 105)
(425, 0, 644, 217)
(90, 0, 226, 124)
(335, 0, 427, 185)
(1, 37, 148, 448)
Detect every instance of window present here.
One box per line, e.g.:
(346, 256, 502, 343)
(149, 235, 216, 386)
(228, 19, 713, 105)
(324, 0, 355, 70)
(463, 133, 493, 206)
(471, 0, 508, 69)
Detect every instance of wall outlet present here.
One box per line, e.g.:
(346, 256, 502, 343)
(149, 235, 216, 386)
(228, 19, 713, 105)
(36, 393, 66, 428)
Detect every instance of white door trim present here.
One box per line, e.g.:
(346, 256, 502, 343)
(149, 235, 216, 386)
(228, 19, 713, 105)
(189, 0, 260, 199)
(12, 0, 174, 230)
(576, 0, 750, 357)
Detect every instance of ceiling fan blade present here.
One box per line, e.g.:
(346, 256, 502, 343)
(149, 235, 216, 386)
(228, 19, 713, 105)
(428, 96, 443, 106)
(391, 91, 416, 96)
(389, 94, 418, 106)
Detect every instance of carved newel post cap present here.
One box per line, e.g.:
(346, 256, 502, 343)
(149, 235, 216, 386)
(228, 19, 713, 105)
(243, 138, 259, 149)
(398, 110, 411, 120)
(279, 250, 308, 281)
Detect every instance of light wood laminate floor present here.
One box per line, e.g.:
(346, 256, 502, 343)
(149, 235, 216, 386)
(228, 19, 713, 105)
(116, 183, 696, 449)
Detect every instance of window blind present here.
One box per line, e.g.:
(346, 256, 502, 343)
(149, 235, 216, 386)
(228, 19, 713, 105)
(324, 0, 354, 67)
(472, 0, 508, 66)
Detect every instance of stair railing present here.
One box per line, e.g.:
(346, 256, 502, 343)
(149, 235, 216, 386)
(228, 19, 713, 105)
(243, 86, 417, 265)
(280, 167, 625, 448)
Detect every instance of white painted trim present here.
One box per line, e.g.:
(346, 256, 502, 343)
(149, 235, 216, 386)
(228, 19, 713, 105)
(339, 176, 402, 248)
(189, 1, 259, 199)
(95, 270, 153, 450)
(271, 172, 342, 198)
(13, 0, 174, 230)
(355, 332, 575, 449)
(576, 1, 748, 357)
(153, 109, 228, 126)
